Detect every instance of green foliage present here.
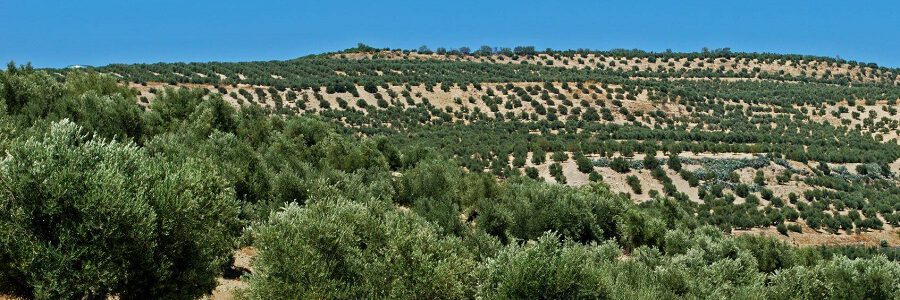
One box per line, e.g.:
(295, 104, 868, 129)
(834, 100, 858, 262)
(768, 256, 900, 299)
(575, 153, 593, 173)
(589, 171, 603, 182)
(626, 175, 643, 194)
(551, 150, 569, 162)
(616, 208, 666, 251)
(611, 157, 631, 173)
(643, 152, 659, 170)
(144, 87, 207, 135)
(477, 180, 627, 243)
(754, 170, 766, 186)
(243, 199, 475, 299)
(396, 158, 494, 234)
(0, 121, 239, 299)
(776, 223, 789, 235)
(3, 49, 900, 299)
(549, 162, 565, 183)
(320, 134, 388, 172)
(0, 63, 65, 123)
(735, 183, 750, 198)
(524, 166, 539, 179)
(0, 67, 143, 141)
(667, 153, 682, 171)
(475, 233, 619, 299)
(817, 161, 831, 175)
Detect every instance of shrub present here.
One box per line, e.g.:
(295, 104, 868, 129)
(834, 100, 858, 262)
(735, 184, 750, 198)
(852, 164, 868, 176)
(525, 166, 540, 179)
(611, 157, 630, 173)
(626, 175, 643, 194)
(0, 121, 240, 300)
(531, 149, 546, 164)
(549, 162, 566, 184)
(729, 171, 741, 183)
(768, 256, 900, 299)
(575, 153, 594, 173)
(643, 153, 659, 170)
(244, 199, 475, 299)
(475, 233, 619, 299)
(667, 154, 682, 171)
(776, 223, 789, 235)
(754, 170, 766, 186)
(589, 171, 603, 182)
(817, 161, 831, 175)
(477, 180, 627, 243)
(552, 151, 569, 162)
(363, 83, 378, 93)
(512, 153, 526, 168)
(615, 208, 666, 251)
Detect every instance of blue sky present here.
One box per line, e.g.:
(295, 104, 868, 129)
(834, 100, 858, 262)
(1, 0, 898, 68)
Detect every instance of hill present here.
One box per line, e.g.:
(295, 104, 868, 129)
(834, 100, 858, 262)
(2, 46, 899, 299)
(45, 45, 900, 244)
(50, 46, 900, 244)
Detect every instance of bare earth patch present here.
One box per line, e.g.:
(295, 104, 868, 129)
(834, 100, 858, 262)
(735, 225, 900, 247)
(204, 247, 255, 300)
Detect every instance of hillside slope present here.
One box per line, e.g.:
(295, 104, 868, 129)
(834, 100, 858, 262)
(50, 47, 900, 246)
(3, 46, 899, 299)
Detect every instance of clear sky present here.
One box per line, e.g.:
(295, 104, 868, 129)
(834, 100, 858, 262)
(2, 0, 899, 68)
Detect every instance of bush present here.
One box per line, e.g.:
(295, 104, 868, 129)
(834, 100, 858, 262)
(575, 153, 593, 173)
(244, 199, 475, 299)
(735, 183, 750, 198)
(817, 161, 831, 175)
(531, 149, 546, 164)
(626, 175, 643, 194)
(856, 164, 868, 175)
(477, 180, 627, 243)
(589, 171, 603, 182)
(525, 166, 540, 179)
(396, 159, 495, 231)
(363, 83, 378, 93)
(552, 151, 569, 162)
(643, 153, 659, 170)
(754, 170, 766, 186)
(512, 153, 526, 168)
(0, 121, 240, 300)
(768, 256, 900, 299)
(615, 208, 666, 251)
(611, 157, 630, 173)
(776, 223, 789, 235)
(475, 233, 619, 299)
(667, 154, 682, 171)
(549, 162, 565, 183)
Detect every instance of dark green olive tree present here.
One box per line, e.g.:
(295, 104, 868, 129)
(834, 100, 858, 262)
(242, 197, 475, 299)
(0, 120, 240, 300)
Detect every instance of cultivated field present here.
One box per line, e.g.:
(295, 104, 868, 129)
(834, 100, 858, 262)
(3, 46, 899, 299)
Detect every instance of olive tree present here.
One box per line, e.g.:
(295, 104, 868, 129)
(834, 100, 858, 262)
(0, 120, 240, 300)
(477, 179, 628, 243)
(243, 197, 475, 299)
(475, 233, 620, 299)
